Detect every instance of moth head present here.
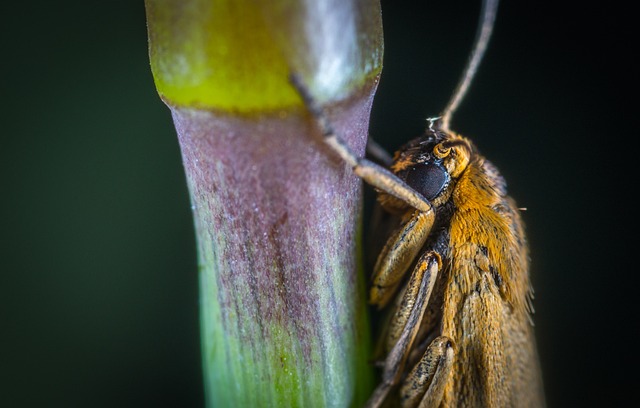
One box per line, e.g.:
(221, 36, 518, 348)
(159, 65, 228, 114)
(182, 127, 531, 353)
(390, 130, 472, 207)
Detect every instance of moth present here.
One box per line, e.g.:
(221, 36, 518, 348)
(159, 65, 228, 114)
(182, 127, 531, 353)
(291, 0, 545, 406)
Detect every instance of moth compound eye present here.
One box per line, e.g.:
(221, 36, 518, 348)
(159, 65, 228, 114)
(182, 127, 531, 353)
(405, 163, 448, 200)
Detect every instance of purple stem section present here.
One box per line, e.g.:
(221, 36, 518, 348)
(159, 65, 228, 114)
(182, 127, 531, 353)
(170, 83, 378, 406)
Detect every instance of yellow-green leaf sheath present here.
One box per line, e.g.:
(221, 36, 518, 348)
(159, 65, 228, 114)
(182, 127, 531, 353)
(146, 0, 383, 112)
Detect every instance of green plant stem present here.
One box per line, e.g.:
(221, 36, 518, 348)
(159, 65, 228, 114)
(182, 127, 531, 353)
(145, 0, 383, 406)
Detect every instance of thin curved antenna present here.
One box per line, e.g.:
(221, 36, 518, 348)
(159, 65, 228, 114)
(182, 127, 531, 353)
(441, 0, 499, 132)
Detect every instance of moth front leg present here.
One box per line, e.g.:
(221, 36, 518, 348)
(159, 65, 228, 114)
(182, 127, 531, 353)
(400, 336, 454, 408)
(365, 250, 441, 408)
(289, 73, 433, 215)
(370, 210, 435, 308)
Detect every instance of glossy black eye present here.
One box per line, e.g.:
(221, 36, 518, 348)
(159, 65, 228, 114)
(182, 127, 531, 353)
(404, 163, 448, 200)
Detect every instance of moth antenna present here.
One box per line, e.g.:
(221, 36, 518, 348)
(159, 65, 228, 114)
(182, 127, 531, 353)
(441, 0, 500, 133)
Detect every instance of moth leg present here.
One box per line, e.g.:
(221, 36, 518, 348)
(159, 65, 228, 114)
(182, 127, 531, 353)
(366, 137, 394, 166)
(370, 210, 435, 308)
(399, 336, 454, 408)
(289, 74, 433, 213)
(365, 251, 441, 408)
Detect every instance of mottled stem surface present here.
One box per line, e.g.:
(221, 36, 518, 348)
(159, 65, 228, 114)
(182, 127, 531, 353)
(173, 86, 377, 406)
(145, 0, 383, 405)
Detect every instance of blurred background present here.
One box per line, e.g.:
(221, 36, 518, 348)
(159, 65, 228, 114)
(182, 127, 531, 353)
(1, 1, 633, 407)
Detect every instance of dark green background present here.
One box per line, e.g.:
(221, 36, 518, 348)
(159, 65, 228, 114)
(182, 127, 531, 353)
(1, 1, 632, 407)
